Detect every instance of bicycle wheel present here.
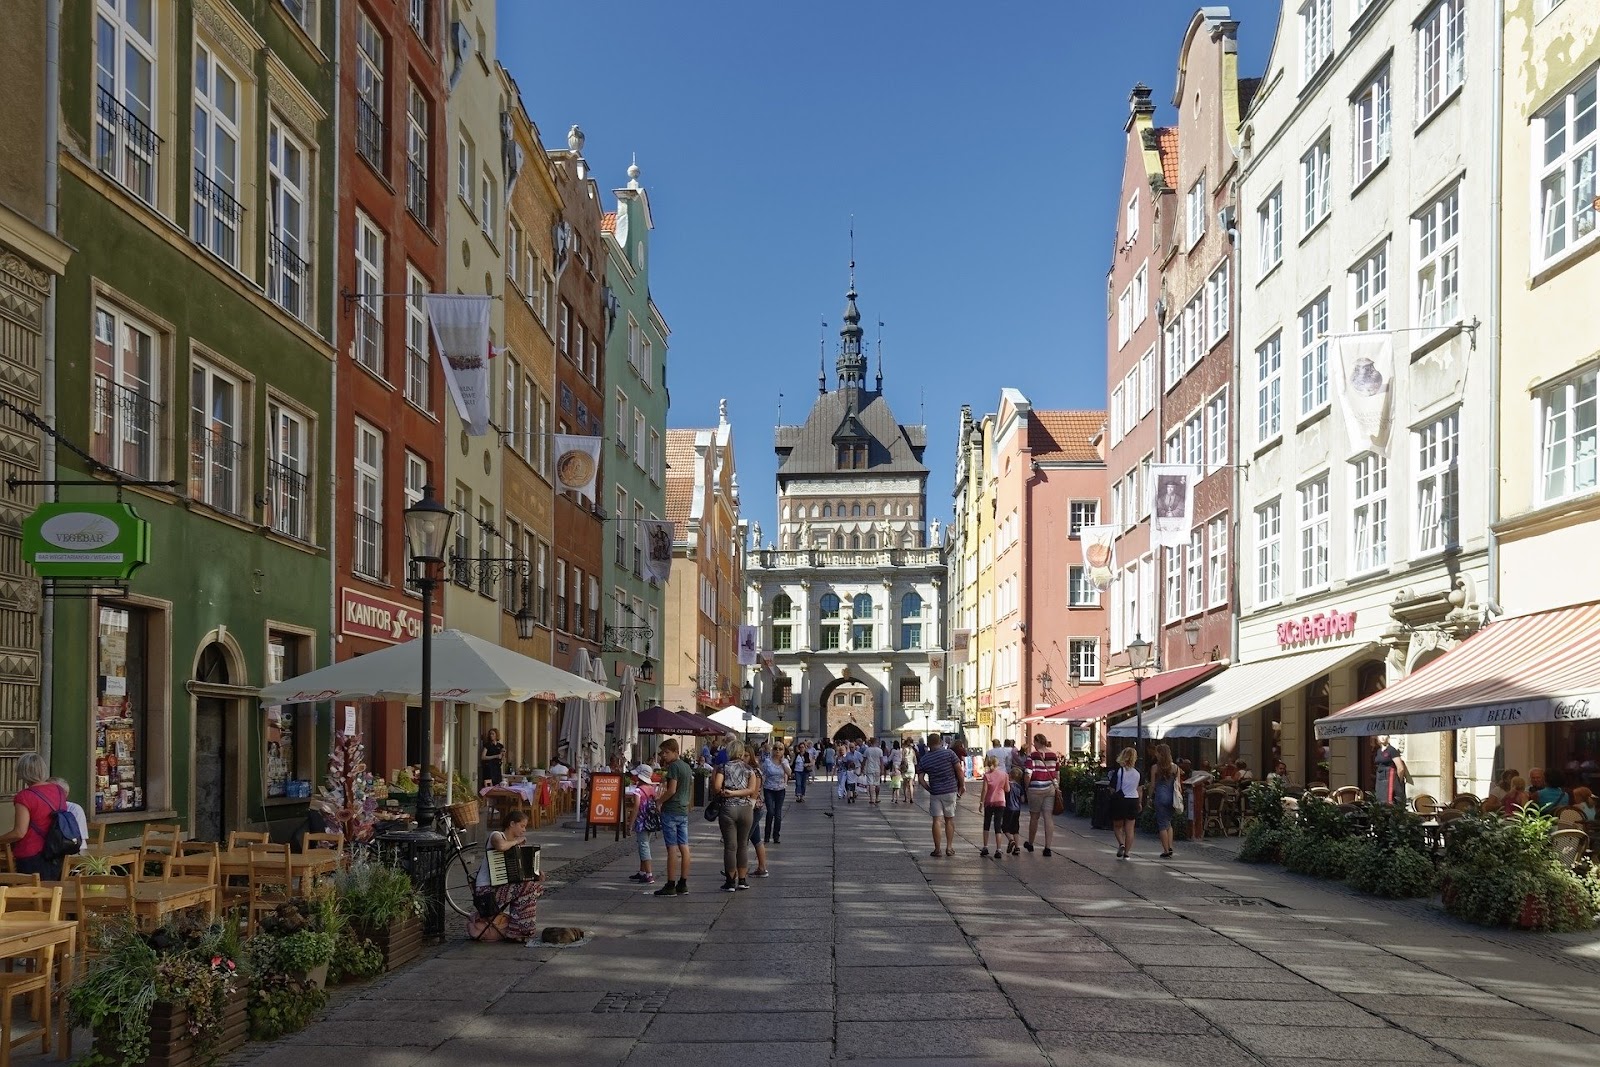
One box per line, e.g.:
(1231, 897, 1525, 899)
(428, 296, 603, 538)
(443, 842, 483, 917)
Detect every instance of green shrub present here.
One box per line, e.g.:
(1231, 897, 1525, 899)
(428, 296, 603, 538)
(1282, 830, 1362, 880)
(1135, 802, 1191, 839)
(1239, 822, 1288, 864)
(1345, 838, 1436, 898)
(1439, 808, 1600, 931)
(328, 931, 384, 984)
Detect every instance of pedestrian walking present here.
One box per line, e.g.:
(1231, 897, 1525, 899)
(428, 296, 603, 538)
(1004, 765, 1026, 855)
(899, 743, 915, 803)
(653, 739, 693, 896)
(862, 738, 884, 804)
(1022, 733, 1061, 857)
(747, 747, 771, 878)
(1110, 746, 1143, 860)
(820, 744, 836, 780)
(628, 764, 660, 883)
(1150, 743, 1180, 859)
(986, 738, 1013, 774)
(917, 732, 964, 857)
(759, 742, 790, 844)
(792, 743, 810, 803)
(712, 740, 760, 892)
(980, 755, 1009, 858)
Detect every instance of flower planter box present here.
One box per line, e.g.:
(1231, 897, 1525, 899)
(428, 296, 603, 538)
(356, 913, 424, 972)
(94, 987, 248, 1067)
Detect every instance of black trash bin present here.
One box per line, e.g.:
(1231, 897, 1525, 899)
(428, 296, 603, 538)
(693, 767, 711, 808)
(1091, 779, 1113, 831)
(375, 826, 451, 938)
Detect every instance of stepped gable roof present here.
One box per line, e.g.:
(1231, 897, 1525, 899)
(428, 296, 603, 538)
(1155, 127, 1180, 188)
(775, 388, 927, 477)
(664, 429, 700, 527)
(1028, 411, 1105, 464)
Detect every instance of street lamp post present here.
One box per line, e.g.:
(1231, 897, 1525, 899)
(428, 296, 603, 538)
(741, 679, 755, 745)
(1128, 634, 1153, 766)
(404, 485, 455, 828)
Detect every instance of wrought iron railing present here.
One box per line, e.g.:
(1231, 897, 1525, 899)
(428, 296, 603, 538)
(406, 156, 429, 225)
(353, 513, 383, 581)
(189, 427, 245, 515)
(355, 95, 386, 172)
(354, 303, 383, 376)
(266, 458, 309, 541)
(267, 232, 311, 320)
(192, 169, 244, 266)
(92, 376, 162, 481)
(95, 86, 161, 206)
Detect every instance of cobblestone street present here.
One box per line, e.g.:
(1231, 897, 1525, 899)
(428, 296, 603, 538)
(223, 788, 1600, 1067)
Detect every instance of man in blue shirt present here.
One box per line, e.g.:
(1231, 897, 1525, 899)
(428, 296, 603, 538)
(916, 733, 964, 857)
(1529, 767, 1571, 812)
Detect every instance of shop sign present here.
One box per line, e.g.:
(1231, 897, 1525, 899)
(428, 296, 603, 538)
(976, 709, 994, 726)
(22, 502, 151, 580)
(340, 587, 442, 644)
(1277, 608, 1357, 649)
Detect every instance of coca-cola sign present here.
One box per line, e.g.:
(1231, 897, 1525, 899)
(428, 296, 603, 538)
(1278, 608, 1357, 649)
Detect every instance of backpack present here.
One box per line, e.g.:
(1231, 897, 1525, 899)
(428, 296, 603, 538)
(29, 787, 82, 861)
(633, 795, 662, 834)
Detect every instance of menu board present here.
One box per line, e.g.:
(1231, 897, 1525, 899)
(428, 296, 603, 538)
(586, 772, 625, 840)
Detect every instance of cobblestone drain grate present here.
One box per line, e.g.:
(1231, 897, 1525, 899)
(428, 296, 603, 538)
(1207, 896, 1289, 908)
(593, 991, 669, 1013)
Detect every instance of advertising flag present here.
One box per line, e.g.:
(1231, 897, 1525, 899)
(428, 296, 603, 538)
(737, 625, 759, 666)
(424, 294, 495, 436)
(1149, 465, 1195, 549)
(1078, 524, 1118, 591)
(1334, 333, 1394, 448)
(642, 520, 675, 583)
(551, 434, 602, 502)
(949, 628, 971, 665)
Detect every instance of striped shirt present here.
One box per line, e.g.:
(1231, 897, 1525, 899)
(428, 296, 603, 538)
(918, 747, 962, 796)
(1025, 749, 1059, 789)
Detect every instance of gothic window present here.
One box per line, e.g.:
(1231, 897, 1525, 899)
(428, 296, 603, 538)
(867, 534, 877, 549)
(772, 593, 792, 619)
(902, 592, 923, 618)
(851, 503, 861, 517)
(820, 593, 841, 618)
(822, 504, 832, 517)
(866, 503, 876, 517)
(852, 593, 873, 619)
(850, 534, 860, 549)
(835, 533, 844, 549)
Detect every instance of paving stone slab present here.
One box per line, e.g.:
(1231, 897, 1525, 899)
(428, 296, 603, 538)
(1160, 981, 1341, 1002)
(834, 990, 1018, 1021)
(1254, 1059, 1465, 1067)
(620, 1041, 834, 1067)
(661, 986, 836, 1013)
(835, 944, 980, 967)
(1220, 1023, 1453, 1060)
(1387, 1016, 1594, 1042)
(1158, 965, 1308, 987)
(242, 1048, 426, 1067)
(1114, 943, 1268, 967)
(834, 1019, 1039, 1060)
(420, 1037, 634, 1067)
(1011, 996, 1215, 1034)
(643, 1010, 834, 1042)
(1032, 972, 1175, 999)
(840, 1058, 1050, 1067)
(279, 1021, 460, 1048)
(1341, 993, 1534, 1018)
(455, 1012, 653, 1040)
(1033, 1030, 1248, 1067)
(1185, 998, 1388, 1028)
(480, 990, 610, 1015)
(835, 965, 998, 994)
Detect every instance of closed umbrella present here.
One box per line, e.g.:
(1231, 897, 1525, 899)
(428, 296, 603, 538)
(558, 648, 593, 768)
(614, 665, 640, 764)
(587, 654, 610, 768)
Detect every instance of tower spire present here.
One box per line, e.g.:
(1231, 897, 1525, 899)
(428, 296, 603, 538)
(836, 224, 866, 388)
(818, 317, 828, 394)
(876, 319, 884, 392)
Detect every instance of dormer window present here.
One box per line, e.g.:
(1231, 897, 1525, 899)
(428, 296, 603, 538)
(836, 443, 867, 469)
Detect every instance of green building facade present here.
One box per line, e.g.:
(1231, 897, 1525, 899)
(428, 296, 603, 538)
(602, 164, 668, 715)
(52, 0, 336, 839)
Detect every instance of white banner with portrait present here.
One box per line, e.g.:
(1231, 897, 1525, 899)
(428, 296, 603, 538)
(1078, 525, 1118, 591)
(1334, 333, 1394, 448)
(424, 294, 494, 436)
(551, 434, 602, 502)
(737, 625, 759, 666)
(1149, 465, 1195, 549)
(642, 520, 674, 583)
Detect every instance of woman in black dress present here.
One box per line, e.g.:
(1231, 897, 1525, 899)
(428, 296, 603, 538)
(480, 728, 506, 786)
(1374, 734, 1408, 806)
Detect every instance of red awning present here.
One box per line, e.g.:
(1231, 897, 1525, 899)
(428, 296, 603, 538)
(1025, 663, 1226, 725)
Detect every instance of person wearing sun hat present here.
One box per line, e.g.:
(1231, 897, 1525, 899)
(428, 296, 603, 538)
(627, 763, 660, 884)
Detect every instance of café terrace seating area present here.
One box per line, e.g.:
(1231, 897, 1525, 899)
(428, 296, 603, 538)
(0, 826, 343, 1066)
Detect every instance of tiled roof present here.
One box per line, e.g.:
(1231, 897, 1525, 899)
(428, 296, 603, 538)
(600, 212, 617, 234)
(664, 429, 701, 529)
(1028, 411, 1105, 464)
(774, 388, 927, 478)
(1155, 127, 1180, 189)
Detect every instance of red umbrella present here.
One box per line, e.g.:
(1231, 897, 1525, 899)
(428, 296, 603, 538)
(638, 705, 722, 736)
(677, 710, 732, 736)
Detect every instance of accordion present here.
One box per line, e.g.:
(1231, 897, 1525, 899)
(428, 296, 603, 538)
(485, 844, 542, 886)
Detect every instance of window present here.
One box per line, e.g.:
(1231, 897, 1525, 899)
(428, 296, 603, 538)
(820, 593, 841, 618)
(1535, 69, 1598, 267)
(267, 117, 310, 319)
(451, 485, 471, 584)
(456, 131, 473, 202)
(901, 622, 923, 650)
(1418, 1, 1466, 121)
(354, 11, 385, 171)
(633, 502, 645, 576)
(1186, 174, 1207, 248)
(1206, 389, 1228, 473)
(404, 263, 430, 409)
(407, 0, 428, 38)
(1183, 292, 1204, 371)
(403, 451, 426, 574)
(1069, 500, 1098, 537)
(266, 401, 308, 541)
(353, 421, 383, 580)
(1207, 515, 1228, 607)
(641, 337, 654, 387)
(192, 43, 242, 267)
(1300, 0, 1333, 83)
(1417, 181, 1462, 329)
(1184, 410, 1204, 469)
(94, 0, 159, 205)
(1301, 134, 1331, 232)
(554, 559, 567, 631)
(649, 429, 661, 485)
(1125, 192, 1139, 241)
(772, 593, 792, 619)
(634, 412, 646, 468)
(96, 603, 157, 813)
(852, 593, 873, 619)
(558, 301, 571, 357)
(1299, 292, 1330, 415)
(1163, 321, 1182, 387)
(536, 391, 551, 478)
(851, 622, 872, 650)
(354, 211, 384, 376)
(901, 592, 922, 619)
(589, 576, 601, 640)
(530, 537, 548, 624)
(91, 302, 162, 480)
(1537, 367, 1599, 503)
(1206, 262, 1229, 345)
(1117, 286, 1133, 349)
(1110, 384, 1125, 444)
(1255, 499, 1282, 603)
(1069, 638, 1100, 683)
(1068, 566, 1099, 607)
(1351, 452, 1389, 573)
(614, 487, 627, 566)
(188, 358, 242, 515)
(1416, 410, 1461, 553)
(479, 168, 497, 241)
(265, 633, 305, 797)
(406, 83, 430, 223)
(1258, 185, 1284, 274)
(898, 676, 922, 704)
(1139, 348, 1155, 415)
(614, 391, 628, 445)
(477, 501, 496, 596)
(1165, 546, 1183, 623)
(1186, 529, 1204, 614)
(1298, 475, 1330, 590)
(772, 622, 793, 651)
(1353, 65, 1392, 185)
(1351, 241, 1389, 332)
(572, 567, 584, 635)
(1133, 265, 1148, 328)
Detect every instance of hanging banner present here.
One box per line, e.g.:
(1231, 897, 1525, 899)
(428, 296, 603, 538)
(552, 434, 602, 502)
(949, 629, 971, 665)
(642, 520, 674, 583)
(1149, 465, 1195, 548)
(1334, 333, 1394, 448)
(737, 625, 759, 666)
(1078, 525, 1118, 591)
(424, 294, 494, 436)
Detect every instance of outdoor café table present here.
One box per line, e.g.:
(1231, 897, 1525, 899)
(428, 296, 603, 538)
(216, 847, 340, 883)
(0, 916, 77, 1060)
(43, 878, 217, 925)
(75, 840, 142, 869)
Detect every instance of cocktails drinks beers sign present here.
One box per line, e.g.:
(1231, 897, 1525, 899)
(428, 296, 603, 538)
(23, 502, 151, 580)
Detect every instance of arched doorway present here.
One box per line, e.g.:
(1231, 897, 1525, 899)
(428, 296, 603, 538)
(832, 722, 867, 744)
(193, 642, 234, 843)
(821, 678, 875, 742)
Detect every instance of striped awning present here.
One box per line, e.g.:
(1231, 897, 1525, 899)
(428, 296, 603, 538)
(1315, 603, 1600, 740)
(1024, 663, 1224, 725)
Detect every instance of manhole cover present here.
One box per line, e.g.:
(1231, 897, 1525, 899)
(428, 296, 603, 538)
(594, 991, 669, 1013)
(1206, 896, 1288, 908)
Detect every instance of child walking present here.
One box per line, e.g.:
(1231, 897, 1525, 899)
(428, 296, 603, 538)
(981, 755, 1009, 857)
(1003, 765, 1026, 856)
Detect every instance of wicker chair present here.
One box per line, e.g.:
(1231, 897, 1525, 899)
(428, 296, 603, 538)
(1330, 785, 1364, 806)
(1550, 828, 1590, 870)
(1480, 797, 1503, 816)
(1555, 807, 1586, 828)
(1451, 793, 1481, 812)
(1411, 794, 1440, 815)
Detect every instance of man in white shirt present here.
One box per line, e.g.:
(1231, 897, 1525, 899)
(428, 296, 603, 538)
(48, 777, 90, 846)
(861, 741, 885, 804)
(987, 740, 1015, 774)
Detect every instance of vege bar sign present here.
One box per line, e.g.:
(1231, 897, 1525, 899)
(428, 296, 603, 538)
(22, 503, 151, 580)
(340, 588, 443, 644)
(1278, 608, 1357, 648)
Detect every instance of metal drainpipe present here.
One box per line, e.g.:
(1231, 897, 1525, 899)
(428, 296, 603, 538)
(40, 0, 61, 765)
(1485, 5, 1505, 613)
(327, 8, 343, 678)
(1228, 188, 1242, 670)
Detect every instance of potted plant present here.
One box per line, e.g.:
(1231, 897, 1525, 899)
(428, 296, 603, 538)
(70, 918, 246, 1067)
(333, 857, 424, 971)
(250, 900, 337, 989)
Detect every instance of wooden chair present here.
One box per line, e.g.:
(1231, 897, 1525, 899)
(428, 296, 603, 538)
(165, 850, 219, 921)
(247, 845, 294, 936)
(0, 886, 63, 1063)
(1551, 828, 1590, 870)
(0, 875, 38, 889)
(73, 875, 135, 958)
(138, 824, 184, 881)
(299, 833, 344, 896)
(227, 831, 270, 851)
(88, 822, 106, 847)
(1411, 794, 1439, 815)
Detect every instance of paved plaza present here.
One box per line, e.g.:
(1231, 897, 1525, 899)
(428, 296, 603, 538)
(230, 787, 1600, 1067)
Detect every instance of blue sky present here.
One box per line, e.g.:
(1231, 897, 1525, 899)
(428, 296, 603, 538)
(501, 1, 1283, 535)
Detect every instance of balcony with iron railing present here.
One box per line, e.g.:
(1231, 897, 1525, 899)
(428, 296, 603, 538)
(353, 513, 383, 581)
(95, 85, 161, 206)
(265, 458, 309, 541)
(267, 231, 311, 320)
(355, 96, 386, 173)
(406, 156, 429, 226)
(189, 427, 245, 516)
(92, 377, 162, 481)
(751, 547, 944, 571)
(192, 170, 244, 267)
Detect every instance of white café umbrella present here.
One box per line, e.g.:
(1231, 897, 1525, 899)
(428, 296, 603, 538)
(559, 648, 595, 769)
(710, 706, 774, 735)
(614, 665, 640, 765)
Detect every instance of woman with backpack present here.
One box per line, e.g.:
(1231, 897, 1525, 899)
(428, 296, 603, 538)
(2, 753, 73, 879)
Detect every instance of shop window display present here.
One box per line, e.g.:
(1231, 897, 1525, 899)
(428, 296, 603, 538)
(265, 635, 297, 798)
(95, 605, 147, 813)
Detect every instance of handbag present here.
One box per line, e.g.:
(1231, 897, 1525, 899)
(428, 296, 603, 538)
(703, 794, 724, 821)
(1052, 790, 1066, 816)
(1172, 777, 1186, 815)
